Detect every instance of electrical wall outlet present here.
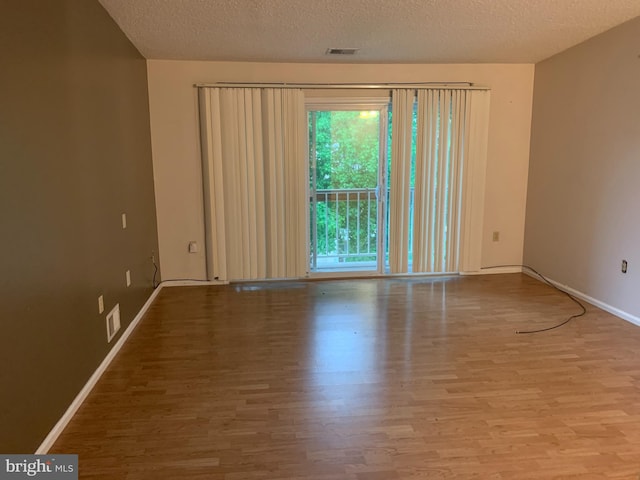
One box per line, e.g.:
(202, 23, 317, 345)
(188, 241, 198, 253)
(121, 213, 127, 229)
(492, 231, 500, 242)
(98, 295, 104, 314)
(126, 269, 131, 287)
(622, 259, 628, 274)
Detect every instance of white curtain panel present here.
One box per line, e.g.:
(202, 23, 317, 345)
(412, 89, 466, 273)
(388, 89, 415, 274)
(198, 88, 307, 282)
(389, 88, 490, 274)
(458, 89, 491, 274)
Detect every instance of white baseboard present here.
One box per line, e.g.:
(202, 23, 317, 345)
(35, 286, 164, 454)
(523, 270, 640, 328)
(461, 266, 523, 275)
(160, 279, 228, 287)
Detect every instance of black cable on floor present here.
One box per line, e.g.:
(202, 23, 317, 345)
(152, 258, 159, 289)
(483, 264, 587, 334)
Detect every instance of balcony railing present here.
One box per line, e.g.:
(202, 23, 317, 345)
(310, 188, 379, 270)
(310, 188, 414, 270)
(310, 188, 416, 271)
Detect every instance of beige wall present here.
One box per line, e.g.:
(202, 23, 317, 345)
(1, 0, 158, 452)
(148, 61, 535, 279)
(525, 16, 640, 318)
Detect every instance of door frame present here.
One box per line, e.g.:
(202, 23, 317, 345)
(306, 97, 390, 277)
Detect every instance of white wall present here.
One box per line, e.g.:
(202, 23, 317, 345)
(147, 61, 534, 280)
(524, 16, 640, 319)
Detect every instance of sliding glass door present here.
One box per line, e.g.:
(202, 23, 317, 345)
(308, 104, 388, 274)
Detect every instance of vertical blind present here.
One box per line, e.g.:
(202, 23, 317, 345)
(198, 88, 307, 282)
(413, 89, 466, 273)
(389, 88, 490, 274)
(198, 85, 490, 281)
(388, 90, 414, 274)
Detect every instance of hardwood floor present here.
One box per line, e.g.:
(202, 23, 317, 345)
(52, 274, 640, 479)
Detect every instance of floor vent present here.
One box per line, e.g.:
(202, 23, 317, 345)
(106, 304, 121, 343)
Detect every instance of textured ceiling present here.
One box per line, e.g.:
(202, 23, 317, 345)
(98, 0, 640, 63)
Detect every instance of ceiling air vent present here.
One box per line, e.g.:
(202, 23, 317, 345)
(326, 48, 359, 56)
